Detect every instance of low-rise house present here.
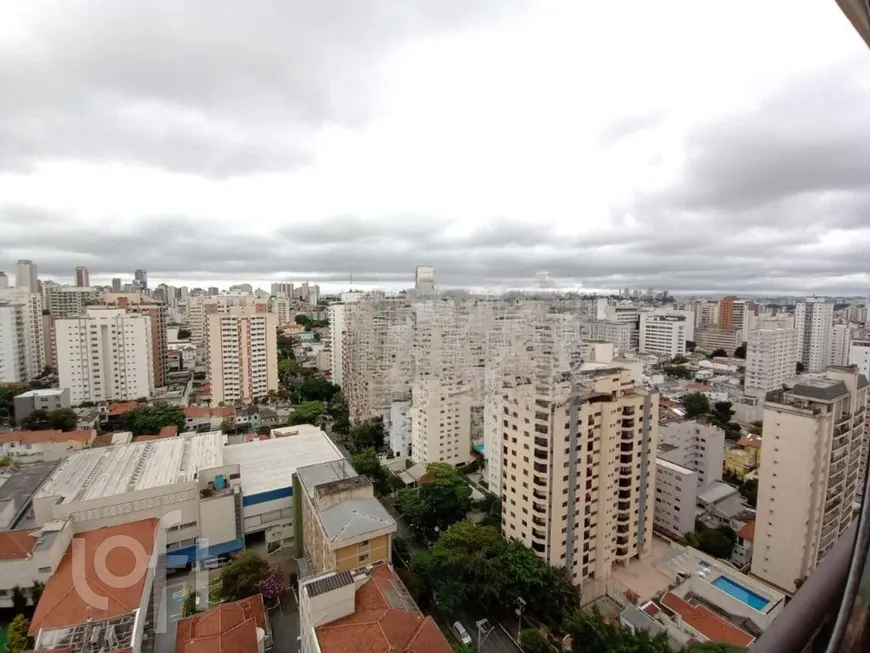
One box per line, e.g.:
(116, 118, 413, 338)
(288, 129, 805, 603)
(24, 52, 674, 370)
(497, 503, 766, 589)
(724, 435, 762, 479)
(0, 520, 74, 609)
(0, 429, 97, 462)
(176, 594, 271, 653)
(298, 563, 451, 653)
(731, 520, 755, 570)
(184, 405, 236, 432)
(295, 459, 396, 575)
(13, 389, 71, 425)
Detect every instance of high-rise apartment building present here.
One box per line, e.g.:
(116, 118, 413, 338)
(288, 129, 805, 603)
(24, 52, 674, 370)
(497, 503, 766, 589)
(744, 325, 800, 393)
(499, 365, 659, 583)
(751, 367, 868, 593)
(794, 298, 835, 372)
(0, 288, 46, 380)
(56, 308, 155, 404)
(269, 296, 292, 325)
(414, 266, 436, 293)
(46, 286, 102, 319)
(579, 320, 633, 353)
(134, 269, 148, 290)
(829, 323, 855, 367)
(410, 378, 473, 465)
(638, 313, 688, 357)
(328, 292, 364, 388)
(15, 259, 38, 293)
(101, 293, 169, 388)
(206, 305, 278, 404)
(271, 282, 293, 298)
(188, 294, 269, 345)
(111, 278, 122, 292)
(0, 271, 8, 289)
(657, 419, 725, 489)
(0, 301, 28, 383)
(74, 266, 90, 287)
(848, 339, 870, 487)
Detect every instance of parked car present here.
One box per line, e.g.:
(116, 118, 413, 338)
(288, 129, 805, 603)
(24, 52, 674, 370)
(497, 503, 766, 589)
(453, 621, 473, 647)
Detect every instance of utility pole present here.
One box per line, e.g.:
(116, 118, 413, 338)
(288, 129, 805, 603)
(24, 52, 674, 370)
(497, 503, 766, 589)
(516, 596, 527, 639)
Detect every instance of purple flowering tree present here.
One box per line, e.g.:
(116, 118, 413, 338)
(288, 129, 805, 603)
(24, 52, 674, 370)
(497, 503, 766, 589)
(255, 568, 286, 604)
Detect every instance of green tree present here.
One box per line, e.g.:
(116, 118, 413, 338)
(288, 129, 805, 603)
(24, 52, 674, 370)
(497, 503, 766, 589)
(11, 585, 27, 611)
(327, 392, 350, 436)
(698, 528, 735, 558)
(125, 403, 186, 435)
(298, 376, 340, 402)
(0, 383, 28, 423)
(182, 590, 198, 616)
(287, 401, 326, 426)
(519, 629, 551, 653)
(295, 314, 312, 327)
(349, 417, 385, 452)
(7, 614, 31, 653)
(685, 340, 696, 352)
(681, 392, 710, 418)
(31, 580, 45, 605)
(454, 644, 475, 653)
(734, 342, 747, 359)
(708, 348, 728, 359)
(20, 407, 78, 431)
(220, 419, 233, 434)
(740, 478, 758, 508)
(351, 448, 392, 496)
(709, 401, 735, 428)
(256, 425, 271, 435)
(565, 607, 670, 653)
(663, 365, 693, 380)
(219, 550, 270, 601)
(177, 328, 192, 339)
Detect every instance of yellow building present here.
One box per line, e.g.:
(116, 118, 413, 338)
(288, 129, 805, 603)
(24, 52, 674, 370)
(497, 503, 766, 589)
(724, 435, 762, 479)
(294, 459, 396, 575)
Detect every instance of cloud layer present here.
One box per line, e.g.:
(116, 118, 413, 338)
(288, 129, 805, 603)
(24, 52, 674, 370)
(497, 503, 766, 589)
(1, 0, 869, 295)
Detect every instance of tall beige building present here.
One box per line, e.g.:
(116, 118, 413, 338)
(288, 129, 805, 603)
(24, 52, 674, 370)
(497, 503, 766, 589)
(0, 301, 28, 383)
(0, 288, 46, 380)
(207, 305, 278, 405)
(56, 308, 155, 404)
(188, 294, 269, 344)
(101, 293, 168, 388)
(410, 378, 473, 465)
(744, 324, 799, 393)
(500, 365, 658, 584)
(74, 266, 90, 287)
(751, 366, 868, 593)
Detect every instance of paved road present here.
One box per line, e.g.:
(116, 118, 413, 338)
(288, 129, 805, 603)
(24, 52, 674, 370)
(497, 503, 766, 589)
(152, 575, 190, 653)
(270, 591, 301, 653)
(455, 607, 522, 653)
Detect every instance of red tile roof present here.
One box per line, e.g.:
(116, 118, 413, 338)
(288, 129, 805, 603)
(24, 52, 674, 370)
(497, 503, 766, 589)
(108, 402, 139, 417)
(176, 594, 266, 653)
(0, 530, 37, 560)
(738, 520, 756, 542)
(29, 519, 159, 636)
(316, 565, 451, 653)
(0, 429, 96, 445)
(184, 406, 211, 419)
(660, 592, 754, 648)
(685, 383, 711, 392)
(737, 435, 761, 449)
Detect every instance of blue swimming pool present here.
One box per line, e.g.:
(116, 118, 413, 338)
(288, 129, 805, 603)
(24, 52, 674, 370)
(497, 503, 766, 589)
(474, 443, 485, 454)
(712, 576, 769, 610)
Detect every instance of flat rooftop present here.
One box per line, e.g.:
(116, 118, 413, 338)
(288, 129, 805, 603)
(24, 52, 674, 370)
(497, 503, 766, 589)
(15, 388, 66, 397)
(656, 458, 695, 476)
(36, 431, 224, 504)
(0, 460, 60, 531)
(224, 427, 343, 497)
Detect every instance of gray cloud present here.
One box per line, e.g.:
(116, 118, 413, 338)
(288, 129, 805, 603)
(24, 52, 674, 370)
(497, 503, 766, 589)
(0, 0, 513, 176)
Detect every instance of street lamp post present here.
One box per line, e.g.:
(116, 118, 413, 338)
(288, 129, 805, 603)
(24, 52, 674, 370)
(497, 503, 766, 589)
(516, 596, 527, 640)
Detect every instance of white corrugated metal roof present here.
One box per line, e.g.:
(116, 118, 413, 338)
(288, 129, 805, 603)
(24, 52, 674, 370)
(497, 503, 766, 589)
(37, 431, 224, 504)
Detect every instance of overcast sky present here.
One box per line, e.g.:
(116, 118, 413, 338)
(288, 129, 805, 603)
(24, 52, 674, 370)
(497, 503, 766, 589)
(1, 0, 868, 296)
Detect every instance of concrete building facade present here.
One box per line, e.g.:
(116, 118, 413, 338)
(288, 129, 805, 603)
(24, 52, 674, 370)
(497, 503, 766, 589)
(653, 459, 697, 537)
(657, 420, 725, 489)
(206, 305, 278, 405)
(751, 367, 868, 593)
(56, 308, 155, 404)
(410, 378, 473, 466)
(745, 325, 799, 393)
(794, 298, 835, 372)
(12, 388, 71, 424)
(0, 288, 46, 380)
(638, 313, 687, 358)
(101, 293, 169, 389)
(45, 286, 102, 319)
(499, 365, 659, 584)
(0, 301, 28, 383)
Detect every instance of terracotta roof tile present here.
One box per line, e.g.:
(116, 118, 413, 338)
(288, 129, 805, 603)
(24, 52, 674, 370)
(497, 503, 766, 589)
(660, 592, 754, 648)
(0, 429, 96, 445)
(737, 435, 761, 448)
(176, 594, 266, 653)
(0, 530, 37, 560)
(184, 406, 211, 419)
(738, 520, 756, 542)
(108, 402, 139, 417)
(316, 565, 451, 653)
(29, 519, 159, 636)
(158, 425, 179, 437)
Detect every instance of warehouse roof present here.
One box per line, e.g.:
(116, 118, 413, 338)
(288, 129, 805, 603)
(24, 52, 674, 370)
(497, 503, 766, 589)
(36, 432, 224, 504)
(224, 428, 343, 497)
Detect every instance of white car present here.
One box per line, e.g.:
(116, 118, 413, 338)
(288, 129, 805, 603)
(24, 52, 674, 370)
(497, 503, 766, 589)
(453, 621, 473, 647)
